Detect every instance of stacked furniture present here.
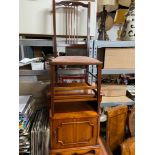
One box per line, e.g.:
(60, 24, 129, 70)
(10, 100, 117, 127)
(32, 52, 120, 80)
(48, 56, 106, 154)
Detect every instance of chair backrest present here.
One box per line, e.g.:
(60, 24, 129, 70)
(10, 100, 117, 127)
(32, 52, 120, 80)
(52, 0, 91, 57)
(106, 105, 128, 151)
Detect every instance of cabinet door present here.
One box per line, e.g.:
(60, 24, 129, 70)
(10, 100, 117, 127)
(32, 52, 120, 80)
(52, 117, 98, 149)
(75, 118, 98, 146)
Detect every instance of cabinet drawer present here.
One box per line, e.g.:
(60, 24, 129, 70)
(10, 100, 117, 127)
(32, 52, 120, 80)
(51, 117, 98, 149)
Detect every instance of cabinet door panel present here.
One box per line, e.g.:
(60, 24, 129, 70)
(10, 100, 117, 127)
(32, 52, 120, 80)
(57, 122, 75, 145)
(75, 117, 98, 146)
(52, 117, 98, 149)
(52, 119, 75, 149)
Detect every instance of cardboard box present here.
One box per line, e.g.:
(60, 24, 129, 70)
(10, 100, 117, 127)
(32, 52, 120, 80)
(101, 96, 133, 103)
(101, 84, 127, 97)
(104, 48, 135, 69)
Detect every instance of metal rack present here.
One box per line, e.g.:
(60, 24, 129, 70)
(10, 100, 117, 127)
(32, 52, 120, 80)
(19, 39, 135, 77)
(95, 40, 135, 48)
(19, 38, 87, 47)
(101, 101, 135, 107)
(93, 40, 135, 75)
(19, 37, 94, 83)
(92, 40, 135, 107)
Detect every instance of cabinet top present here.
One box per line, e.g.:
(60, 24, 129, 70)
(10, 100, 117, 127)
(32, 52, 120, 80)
(49, 56, 102, 65)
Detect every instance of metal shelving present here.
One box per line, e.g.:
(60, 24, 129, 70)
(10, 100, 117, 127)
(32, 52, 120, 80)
(19, 38, 87, 47)
(19, 69, 49, 76)
(19, 39, 94, 84)
(93, 40, 135, 106)
(102, 69, 135, 74)
(101, 101, 135, 107)
(92, 68, 135, 75)
(95, 40, 135, 48)
(19, 39, 53, 47)
(93, 40, 135, 75)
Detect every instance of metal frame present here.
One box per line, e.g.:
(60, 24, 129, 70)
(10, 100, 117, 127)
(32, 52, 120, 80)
(88, 40, 94, 83)
(95, 40, 135, 48)
(19, 39, 94, 83)
(92, 40, 135, 105)
(19, 38, 87, 47)
(19, 70, 49, 76)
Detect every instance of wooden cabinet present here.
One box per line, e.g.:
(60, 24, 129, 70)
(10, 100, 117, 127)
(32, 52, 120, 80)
(49, 56, 103, 154)
(51, 116, 98, 149)
(50, 101, 99, 149)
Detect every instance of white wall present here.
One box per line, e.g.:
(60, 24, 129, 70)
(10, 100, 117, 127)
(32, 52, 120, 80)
(19, 0, 96, 36)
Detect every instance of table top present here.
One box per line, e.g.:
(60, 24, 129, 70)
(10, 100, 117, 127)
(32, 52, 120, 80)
(49, 56, 102, 65)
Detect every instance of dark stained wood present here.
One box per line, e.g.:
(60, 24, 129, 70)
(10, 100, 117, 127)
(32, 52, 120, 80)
(106, 105, 128, 151)
(52, 0, 57, 57)
(56, 1, 89, 7)
(49, 56, 103, 65)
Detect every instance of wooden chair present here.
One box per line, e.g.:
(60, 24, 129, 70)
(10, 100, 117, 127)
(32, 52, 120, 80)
(105, 105, 128, 152)
(52, 0, 91, 57)
(52, 0, 92, 86)
(120, 107, 135, 155)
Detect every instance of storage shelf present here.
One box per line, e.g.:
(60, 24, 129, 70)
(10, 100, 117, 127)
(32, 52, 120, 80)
(52, 82, 97, 103)
(101, 101, 135, 107)
(19, 69, 49, 76)
(52, 102, 98, 119)
(100, 95, 135, 107)
(95, 40, 135, 48)
(102, 69, 135, 74)
(19, 38, 87, 47)
(93, 69, 135, 75)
